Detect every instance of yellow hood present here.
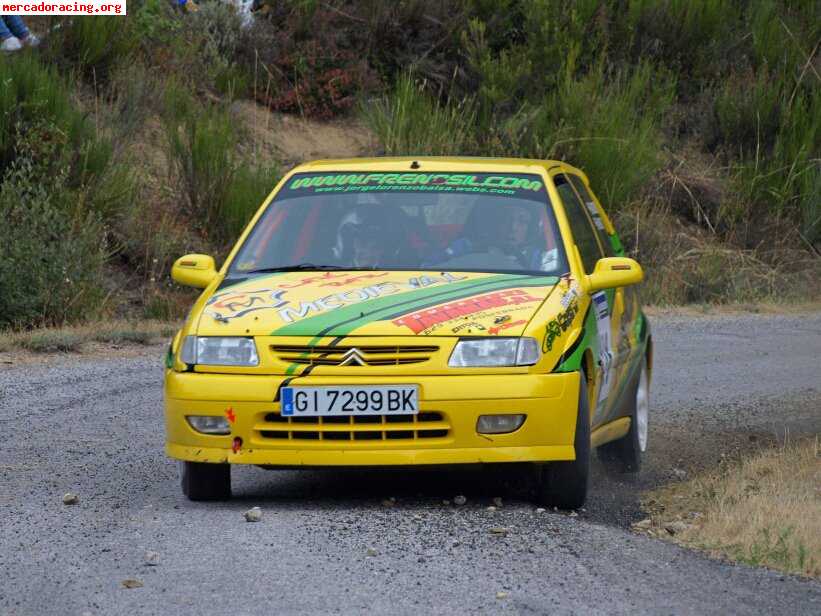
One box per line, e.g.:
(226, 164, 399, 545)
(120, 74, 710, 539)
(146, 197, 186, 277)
(195, 270, 558, 338)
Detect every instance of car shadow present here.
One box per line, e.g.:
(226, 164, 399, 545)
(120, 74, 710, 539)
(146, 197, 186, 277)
(227, 463, 538, 508)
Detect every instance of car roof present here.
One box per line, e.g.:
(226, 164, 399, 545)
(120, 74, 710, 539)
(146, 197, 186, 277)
(290, 156, 588, 180)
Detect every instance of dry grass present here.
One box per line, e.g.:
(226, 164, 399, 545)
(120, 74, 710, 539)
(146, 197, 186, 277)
(615, 200, 821, 306)
(640, 438, 821, 578)
(0, 320, 179, 355)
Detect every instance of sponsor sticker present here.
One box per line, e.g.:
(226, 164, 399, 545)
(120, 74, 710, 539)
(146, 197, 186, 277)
(206, 289, 288, 322)
(592, 291, 613, 403)
(280, 172, 547, 201)
(392, 288, 541, 334)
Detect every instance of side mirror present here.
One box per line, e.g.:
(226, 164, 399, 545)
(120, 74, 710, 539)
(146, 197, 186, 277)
(586, 257, 643, 292)
(171, 254, 218, 289)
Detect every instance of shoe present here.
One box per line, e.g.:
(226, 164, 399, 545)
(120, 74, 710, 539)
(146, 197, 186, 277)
(0, 36, 22, 52)
(22, 34, 40, 48)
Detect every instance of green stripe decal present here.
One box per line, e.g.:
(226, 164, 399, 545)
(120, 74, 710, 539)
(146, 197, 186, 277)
(271, 274, 557, 337)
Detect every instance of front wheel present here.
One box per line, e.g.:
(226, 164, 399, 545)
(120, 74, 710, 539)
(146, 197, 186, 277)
(597, 356, 649, 472)
(181, 461, 231, 501)
(534, 370, 590, 510)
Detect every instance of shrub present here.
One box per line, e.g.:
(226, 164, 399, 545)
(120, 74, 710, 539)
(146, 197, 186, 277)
(0, 56, 137, 327)
(0, 158, 109, 327)
(240, 1, 381, 118)
(133, 0, 184, 48)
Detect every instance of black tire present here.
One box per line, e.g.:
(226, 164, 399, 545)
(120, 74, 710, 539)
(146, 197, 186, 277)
(181, 461, 231, 501)
(596, 356, 649, 473)
(535, 370, 590, 510)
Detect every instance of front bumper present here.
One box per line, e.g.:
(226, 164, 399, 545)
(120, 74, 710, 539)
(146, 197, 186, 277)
(165, 371, 581, 466)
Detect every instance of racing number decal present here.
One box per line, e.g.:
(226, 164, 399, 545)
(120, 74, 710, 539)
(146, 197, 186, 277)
(592, 291, 613, 404)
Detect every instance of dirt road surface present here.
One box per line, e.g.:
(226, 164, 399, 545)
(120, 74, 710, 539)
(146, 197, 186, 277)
(1, 312, 819, 614)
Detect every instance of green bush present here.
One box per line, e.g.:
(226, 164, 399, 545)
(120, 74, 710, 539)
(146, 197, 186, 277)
(133, 0, 183, 47)
(0, 158, 108, 328)
(0, 56, 137, 327)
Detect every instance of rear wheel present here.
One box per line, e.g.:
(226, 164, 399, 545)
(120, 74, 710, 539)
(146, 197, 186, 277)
(181, 461, 231, 501)
(535, 371, 590, 510)
(597, 356, 649, 472)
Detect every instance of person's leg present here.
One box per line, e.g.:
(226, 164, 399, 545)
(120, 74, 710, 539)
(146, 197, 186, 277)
(0, 17, 14, 40)
(2, 15, 29, 39)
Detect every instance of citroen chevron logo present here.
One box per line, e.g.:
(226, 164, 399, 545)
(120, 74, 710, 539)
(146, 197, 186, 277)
(338, 348, 367, 366)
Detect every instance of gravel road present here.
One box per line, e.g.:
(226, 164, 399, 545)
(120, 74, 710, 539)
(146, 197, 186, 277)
(1, 312, 819, 615)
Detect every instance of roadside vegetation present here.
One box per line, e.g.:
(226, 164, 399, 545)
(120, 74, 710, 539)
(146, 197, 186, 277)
(0, 320, 178, 354)
(0, 1, 818, 334)
(640, 438, 820, 579)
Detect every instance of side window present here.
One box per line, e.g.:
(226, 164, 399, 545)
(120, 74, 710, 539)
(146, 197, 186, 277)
(568, 175, 614, 257)
(554, 174, 603, 273)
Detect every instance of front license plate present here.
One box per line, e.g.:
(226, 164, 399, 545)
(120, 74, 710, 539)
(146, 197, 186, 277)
(280, 385, 419, 416)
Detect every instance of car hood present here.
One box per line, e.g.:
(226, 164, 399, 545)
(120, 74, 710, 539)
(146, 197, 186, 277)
(195, 270, 558, 338)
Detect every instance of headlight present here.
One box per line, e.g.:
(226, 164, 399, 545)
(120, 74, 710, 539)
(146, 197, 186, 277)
(448, 337, 541, 367)
(179, 336, 259, 366)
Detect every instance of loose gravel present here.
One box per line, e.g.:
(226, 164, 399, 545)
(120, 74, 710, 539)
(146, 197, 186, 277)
(0, 312, 819, 614)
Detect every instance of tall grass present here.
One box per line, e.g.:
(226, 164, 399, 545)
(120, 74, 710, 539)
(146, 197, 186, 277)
(49, 16, 140, 81)
(361, 74, 476, 156)
(0, 55, 108, 179)
(529, 62, 675, 209)
(163, 84, 279, 245)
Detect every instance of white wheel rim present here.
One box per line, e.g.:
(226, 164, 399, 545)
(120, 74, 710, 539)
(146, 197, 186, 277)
(636, 362, 649, 452)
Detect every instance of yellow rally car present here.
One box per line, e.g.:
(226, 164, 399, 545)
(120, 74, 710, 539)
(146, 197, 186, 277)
(165, 157, 651, 508)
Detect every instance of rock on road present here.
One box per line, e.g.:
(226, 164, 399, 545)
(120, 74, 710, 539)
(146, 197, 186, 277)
(1, 312, 819, 615)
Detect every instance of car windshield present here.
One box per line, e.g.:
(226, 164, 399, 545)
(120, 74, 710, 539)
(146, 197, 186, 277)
(228, 172, 569, 276)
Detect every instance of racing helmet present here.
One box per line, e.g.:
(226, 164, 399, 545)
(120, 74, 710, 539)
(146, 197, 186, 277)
(332, 203, 401, 266)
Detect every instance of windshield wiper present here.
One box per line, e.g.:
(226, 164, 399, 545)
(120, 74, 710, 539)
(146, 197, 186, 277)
(241, 263, 369, 275)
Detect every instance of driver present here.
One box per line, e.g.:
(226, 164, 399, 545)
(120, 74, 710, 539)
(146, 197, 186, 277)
(431, 200, 547, 270)
(333, 203, 405, 268)
(503, 203, 544, 269)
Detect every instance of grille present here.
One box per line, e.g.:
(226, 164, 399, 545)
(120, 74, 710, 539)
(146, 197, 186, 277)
(257, 411, 450, 441)
(271, 344, 439, 368)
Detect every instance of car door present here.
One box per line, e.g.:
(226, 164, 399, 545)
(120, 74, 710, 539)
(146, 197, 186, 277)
(552, 173, 616, 425)
(566, 174, 641, 423)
